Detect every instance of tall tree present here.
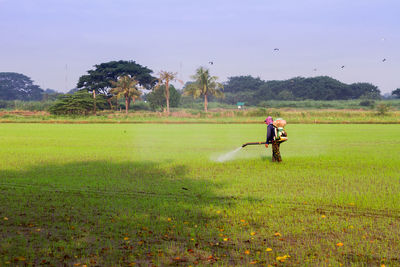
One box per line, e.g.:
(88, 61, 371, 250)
(392, 88, 400, 98)
(0, 72, 44, 101)
(156, 71, 182, 114)
(223, 76, 264, 94)
(110, 75, 141, 115)
(183, 67, 224, 112)
(77, 60, 155, 97)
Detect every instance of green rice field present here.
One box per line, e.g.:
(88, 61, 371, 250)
(0, 123, 399, 266)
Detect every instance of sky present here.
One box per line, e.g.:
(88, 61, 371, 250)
(0, 0, 399, 94)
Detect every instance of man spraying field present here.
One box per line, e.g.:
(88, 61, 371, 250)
(241, 116, 288, 162)
(265, 117, 287, 162)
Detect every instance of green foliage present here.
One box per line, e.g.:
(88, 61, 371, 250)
(130, 101, 151, 111)
(184, 67, 224, 112)
(246, 107, 268, 116)
(156, 71, 181, 113)
(375, 103, 391, 116)
(48, 90, 107, 115)
(222, 76, 381, 104)
(392, 88, 400, 98)
(359, 100, 375, 108)
(0, 72, 44, 101)
(0, 100, 7, 109)
(257, 99, 398, 110)
(277, 89, 295, 100)
(14, 100, 55, 111)
(77, 60, 155, 95)
(223, 75, 264, 94)
(147, 84, 180, 111)
(0, 100, 55, 111)
(359, 91, 381, 100)
(110, 75, 141, 114)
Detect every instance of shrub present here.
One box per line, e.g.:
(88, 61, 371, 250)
(375, 103, 391, 116)
(131, 101, 151, 111)
(49, 90, 107, 115)
(359, 100, 375, 108)
(0, 100, 8, 109)
(246, 108, 267, 117)
(146, 85, 180, 111)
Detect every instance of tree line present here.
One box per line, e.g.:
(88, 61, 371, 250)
(222, 76, 383, 106)
(1, 60, 400, 115)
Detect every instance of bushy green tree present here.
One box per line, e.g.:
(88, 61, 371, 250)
(223, 76, 264, 94)
(392, 88, 400, 98)
(147, 84, 180, 111)
(375, 103, 391, 116)
(49, 90, 107, 115)
(350, 83, 380, 99)
(77, 60, 155, 95)
(359, 100, 375, 108)
(0, 72, 44, 101)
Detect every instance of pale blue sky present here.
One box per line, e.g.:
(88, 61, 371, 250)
(0, 0, 398, 93)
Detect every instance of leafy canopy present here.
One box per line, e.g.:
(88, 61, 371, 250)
(392, 88, 400, 99)
(77, 60, 155, 95)
(0, 72, 44, 101)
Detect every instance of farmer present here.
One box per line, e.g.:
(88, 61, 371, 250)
(265, 117, 287, 162)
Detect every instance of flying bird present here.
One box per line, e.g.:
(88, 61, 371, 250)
(341, 65, 345, 69)
(273, 48, 279, 51)
(209, 61, 214, 65)
(382, 58, 387, 62)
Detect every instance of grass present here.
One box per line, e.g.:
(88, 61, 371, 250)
(0, 123, 399, 266)
(2, 99, 400, 112)
(1, 108, 400, 124)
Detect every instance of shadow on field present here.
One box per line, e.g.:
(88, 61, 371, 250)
(0, 160, 234, 266)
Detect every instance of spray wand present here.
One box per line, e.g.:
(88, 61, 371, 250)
(241, 142, 267, 148)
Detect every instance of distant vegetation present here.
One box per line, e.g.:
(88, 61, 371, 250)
(221, 75, 381, 105)
(146, 85, 181, 112)
(0, 72, 46, 101)
(392, 88, 400, 98)
(1, 60, 399, 115)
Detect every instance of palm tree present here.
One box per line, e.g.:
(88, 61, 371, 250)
(156, 71, 181, 114)
(184, 67, 224, 112)
(110, 75, 141, 115)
